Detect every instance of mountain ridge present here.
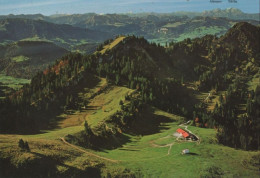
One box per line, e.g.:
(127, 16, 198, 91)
(0, 18, 111, 43)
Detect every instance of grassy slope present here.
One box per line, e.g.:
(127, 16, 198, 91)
(96, 109, 259, 177)
(0, 78, 259, 176)
(0, 74, 30, 90)
(100, 36, 126, 54)
(175, 26, 226, 42)
(0, 134, 108, 177)
(86, 86, 134, 128)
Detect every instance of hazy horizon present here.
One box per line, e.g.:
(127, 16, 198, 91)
(0, 0, 259, 16)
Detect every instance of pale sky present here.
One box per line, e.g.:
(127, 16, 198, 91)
(0, 0, 259, 15)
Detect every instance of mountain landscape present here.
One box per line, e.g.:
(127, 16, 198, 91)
(0, 8, 259, 45)
(0, 7, 259, 178)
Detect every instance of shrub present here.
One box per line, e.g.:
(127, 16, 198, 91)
(18, 139, 30, 152)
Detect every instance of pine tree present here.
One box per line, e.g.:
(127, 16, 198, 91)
(84, 121, 92, 135)
(24, 141, 30, 151)
(18, 139, 25, 149)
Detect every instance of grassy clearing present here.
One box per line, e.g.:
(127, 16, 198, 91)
(0, 74, 30, 90)
(24, 126, 84, 140)
(114, 23, 125, 27)
(100, 36, 126, 54)
(58, 78, 108, 128)
(19, 36, 51, 42)
(94, 110, 259, 177)
(163, 22, 185, 28)
(0, 134, 105, 177)
(86, 86, 134, 128)
(54, 37, 70, 45)
(1, 106, 259, 177)
(175, 26, 226, 42)
(24, 81, 133, 138)
(11, 55, 29, 62)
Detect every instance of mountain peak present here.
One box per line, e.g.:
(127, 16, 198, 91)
(220, 22, 259, 51)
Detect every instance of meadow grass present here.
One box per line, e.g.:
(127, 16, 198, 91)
(100, 36, 126, 54)
(86, 86, 134, 128)
(11, 55, 29, 62)
(175, 26, 226, 42)
(95, 113, 259, 177)
(19, 36, 51, 42)
(1, 106, 259, 177)
(163, 22, 185, 28)
(0, 74, 30, 89)
(1, 80, 259, 177)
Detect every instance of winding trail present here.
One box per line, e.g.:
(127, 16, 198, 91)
(60, 137, 119, 163)
(150, 140, 175, 155)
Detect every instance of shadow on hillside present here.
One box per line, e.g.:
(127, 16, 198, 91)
(21, 74, 103, 135)
(0, 151, 102, 178)
(124, 107, 176, 136)
(65, 130, 132, 151)
(63, 107, 177, 151)
(118, 148, 140, 151)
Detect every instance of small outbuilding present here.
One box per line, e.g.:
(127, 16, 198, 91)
(182, 149, 190, 155)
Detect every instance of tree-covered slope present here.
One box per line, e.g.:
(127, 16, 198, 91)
(0, 40, 69, 79)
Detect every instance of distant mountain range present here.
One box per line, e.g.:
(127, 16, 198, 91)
(0, 9, 259, 46)
(201, 8, 259, 20)
(0, 18, 110, 45)
(1, 8, 259, 21)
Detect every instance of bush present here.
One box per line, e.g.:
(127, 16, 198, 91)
(18, 139, 30, 152)
(200, 166, 224, 178)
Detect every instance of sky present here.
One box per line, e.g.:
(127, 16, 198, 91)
(0, 0, 259, 15)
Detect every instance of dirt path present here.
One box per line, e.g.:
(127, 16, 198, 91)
(150, 141, 174, 155)
(60, 137, 119, 163)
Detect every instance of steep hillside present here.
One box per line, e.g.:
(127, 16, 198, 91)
(0, 35, 193, 134)
(168, 22, 260, 150)
(220, 22, 260, 53)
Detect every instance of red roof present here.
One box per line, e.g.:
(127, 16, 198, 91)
(182, 132, 189, 138)
(177, 128, 185, 133)
(177, 128, 189, 138)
